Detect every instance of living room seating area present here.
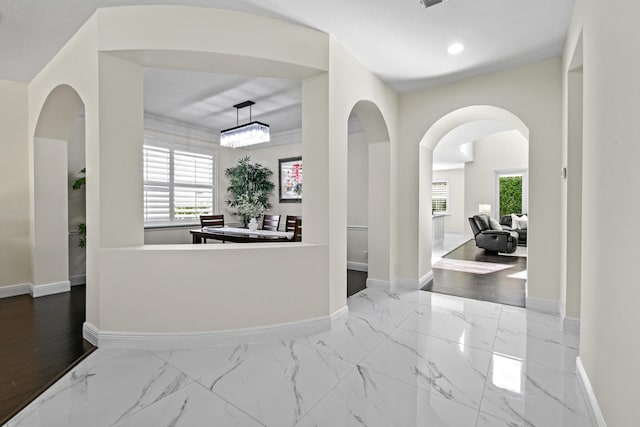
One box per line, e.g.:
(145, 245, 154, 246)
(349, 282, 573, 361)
(468, 214, 519, 254)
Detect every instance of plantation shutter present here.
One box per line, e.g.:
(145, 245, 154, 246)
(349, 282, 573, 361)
(432, 181, 448, 213)
(143, 145, 170, 223)
(143, 142, 215, 225)
(173, 150, 214, 219)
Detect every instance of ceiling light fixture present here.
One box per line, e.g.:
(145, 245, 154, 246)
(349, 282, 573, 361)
(220, 100, 270, 149)
(448, 43, 464, 55)
(419, 0, 447, 8)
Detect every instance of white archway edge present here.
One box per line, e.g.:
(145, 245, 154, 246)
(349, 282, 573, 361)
(421, 105, 529, 150)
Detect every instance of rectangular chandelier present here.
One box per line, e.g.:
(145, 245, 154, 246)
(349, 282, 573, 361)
(220, 100, 270, 148)
(220, 121, 270, 148)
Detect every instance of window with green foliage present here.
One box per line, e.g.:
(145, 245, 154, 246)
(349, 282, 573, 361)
(499, 175, 523, 216)
(432, 181, 448, 213)
(143, 136, 215, 225)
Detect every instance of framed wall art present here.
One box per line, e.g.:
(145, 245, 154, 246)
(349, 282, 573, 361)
(278, 156, 302, 203)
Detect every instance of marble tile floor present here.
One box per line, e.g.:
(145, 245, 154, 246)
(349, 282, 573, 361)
(5, 288, 592, 427)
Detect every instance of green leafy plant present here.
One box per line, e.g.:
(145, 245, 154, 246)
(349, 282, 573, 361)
(72, 168, 87, 248)
(499, 175, 523, 216)
(225, 156, 275, 224)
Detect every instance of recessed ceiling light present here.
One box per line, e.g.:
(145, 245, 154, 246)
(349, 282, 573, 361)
(447, 43, 464, 55)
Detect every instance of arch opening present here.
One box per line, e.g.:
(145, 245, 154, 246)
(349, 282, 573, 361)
(419, 105, 531, 305)
(346, 100, 391, 295)
(32, 84, 86, 296)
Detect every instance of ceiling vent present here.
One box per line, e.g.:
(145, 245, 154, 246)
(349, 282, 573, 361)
(419, 0, 446, 8)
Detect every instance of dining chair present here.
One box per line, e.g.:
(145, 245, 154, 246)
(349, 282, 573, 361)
(261, 214, 281, 231)
(292, 218, 302, 242)
(199, 214, 224, 243)
(285, 215, 302, 232)
(200, 214, 224, 228)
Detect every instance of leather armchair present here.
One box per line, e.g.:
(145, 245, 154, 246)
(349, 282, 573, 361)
(468, 214, 518, 254)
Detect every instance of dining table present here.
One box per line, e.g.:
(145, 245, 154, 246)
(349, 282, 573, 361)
(190, 226, 294, 244)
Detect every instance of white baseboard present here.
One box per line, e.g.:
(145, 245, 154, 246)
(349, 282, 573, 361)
(563, 316, 580, 333)
(82, 309, 343, 350)
(347, 261, 368, 272)
(70, 274, 86, 286)
(391, 277, 419, 290)
(419, 271, 433, 287)
(576, 357, 607, 427)
(0, 283, 32, 299)
(30, 280, 70, 297)
(366, 278, 390, 290)
(526, 296, 560, 314)
(330, 306, 349, 327)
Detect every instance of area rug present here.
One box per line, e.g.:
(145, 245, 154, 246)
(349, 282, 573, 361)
(433, 258, 514, 275)
(508, 270, 528, 280)
(502, 246, 528, 257)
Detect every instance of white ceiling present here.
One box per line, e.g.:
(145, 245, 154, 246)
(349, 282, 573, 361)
(1, 0, 575, 91)
(433, 120, 514, 170)
(144, 68, 302, 135)
(1, 0, 574, 152)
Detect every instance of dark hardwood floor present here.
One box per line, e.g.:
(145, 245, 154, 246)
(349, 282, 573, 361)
(347, 270, 367, 297)
(422, 240, 527, 307)
(0, 285, 95, 424)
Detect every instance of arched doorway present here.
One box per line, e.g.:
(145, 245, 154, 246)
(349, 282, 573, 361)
(346, 100, 391, 295)
(419, 105, 530, 305)
(32, 84, 86, 296)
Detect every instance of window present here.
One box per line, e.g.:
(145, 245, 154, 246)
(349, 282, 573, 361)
(432, 180, 448, 213)
(143, 137, 215, 226)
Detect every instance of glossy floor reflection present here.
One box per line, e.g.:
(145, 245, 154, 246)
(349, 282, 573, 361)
(5, 288, 593, 427)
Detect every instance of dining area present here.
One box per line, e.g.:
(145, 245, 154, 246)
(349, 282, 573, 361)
(191, 214, 302, 244)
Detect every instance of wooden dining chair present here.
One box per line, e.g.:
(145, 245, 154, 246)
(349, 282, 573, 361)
(199, 215, 224, 243)
(261, 214, 281, 231)
(292, 218, 302, 242)
(285, 215, 302, 232)
(200, 214, 224, 228)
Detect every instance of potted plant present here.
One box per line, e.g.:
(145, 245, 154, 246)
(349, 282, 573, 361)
(225, 156, 275, 226)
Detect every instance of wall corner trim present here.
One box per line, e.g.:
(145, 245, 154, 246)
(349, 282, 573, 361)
(0, 283, 32, 299)
(525, 296, 560, 314)
(82, 311, 338, 350)
(347, 261, 368, 272)
(576, 357, 608, 427)
(30, 280, 70, 298)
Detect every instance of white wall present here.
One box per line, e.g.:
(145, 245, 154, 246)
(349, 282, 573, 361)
(347, 130, 368, 265)
(33, 138, 69, 287)
(218, 143, 302, 230)
(463, 130, 528, 232)
(0, 80, 31, 289)
(432, 168, 465, 234)
(328, 40, 398, 302)
(564, 1, 640, 424)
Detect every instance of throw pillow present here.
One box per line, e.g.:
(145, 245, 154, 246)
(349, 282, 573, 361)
(511, 214, 528, 230)
(489, 217, 503, 230)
